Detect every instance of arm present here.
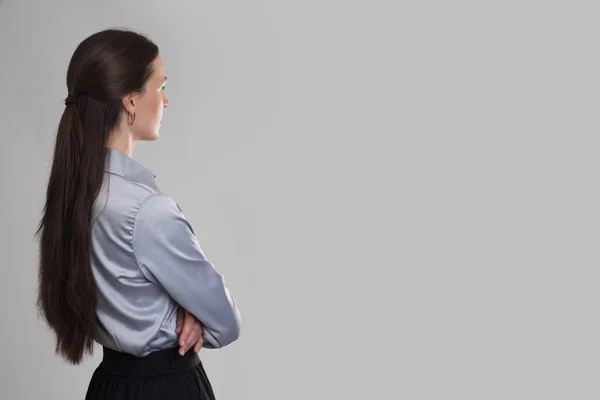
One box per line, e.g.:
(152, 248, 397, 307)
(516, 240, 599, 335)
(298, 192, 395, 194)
(133, 194, 241, 348)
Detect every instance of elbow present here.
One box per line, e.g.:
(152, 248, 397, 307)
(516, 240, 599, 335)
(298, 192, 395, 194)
(221, 325, 241, 347)
(204, 309, 241, 348)
(220, 308, 242, 346)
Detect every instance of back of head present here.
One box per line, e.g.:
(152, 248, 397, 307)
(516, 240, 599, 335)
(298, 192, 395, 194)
(36, 28, 159, 365)
(64, 29, 159, 143)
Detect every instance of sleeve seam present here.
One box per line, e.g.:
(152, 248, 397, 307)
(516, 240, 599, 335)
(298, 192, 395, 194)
(132, 193, 166, 281)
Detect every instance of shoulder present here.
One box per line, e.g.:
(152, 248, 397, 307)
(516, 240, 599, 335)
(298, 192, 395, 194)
(94, 174, 165, 225)
(132, 194, 198, 262)
(133, 194, 192, 235)
(136, 194, 183, 221)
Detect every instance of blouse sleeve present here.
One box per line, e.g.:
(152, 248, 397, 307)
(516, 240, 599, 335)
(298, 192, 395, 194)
(133, 194, 241, 349)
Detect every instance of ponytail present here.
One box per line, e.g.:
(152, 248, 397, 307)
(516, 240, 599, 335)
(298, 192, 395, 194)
(36, 99, 108, 365)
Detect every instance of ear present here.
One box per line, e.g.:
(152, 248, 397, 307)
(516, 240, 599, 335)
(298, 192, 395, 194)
(121, 93, 137, 115)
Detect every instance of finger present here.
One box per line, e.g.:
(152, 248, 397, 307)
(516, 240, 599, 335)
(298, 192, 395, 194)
(194, 337, 204, 352)
(192, 322, 204, 352)
(186, 320, 202, 349)
(175, 307, 183, 334)
(179, 310, 195, 347)
(182, 323, 202, 353)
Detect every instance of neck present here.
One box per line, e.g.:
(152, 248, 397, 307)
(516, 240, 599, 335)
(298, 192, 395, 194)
(108, 130, 136, 158)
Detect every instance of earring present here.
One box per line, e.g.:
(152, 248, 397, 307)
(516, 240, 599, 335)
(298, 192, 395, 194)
(128, 112, 136, 125)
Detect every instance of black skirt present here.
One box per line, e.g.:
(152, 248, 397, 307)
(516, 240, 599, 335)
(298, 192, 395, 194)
(85, 346, 216, 400)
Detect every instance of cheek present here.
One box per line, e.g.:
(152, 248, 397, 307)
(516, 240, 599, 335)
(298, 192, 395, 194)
(141, 96, 162, 122)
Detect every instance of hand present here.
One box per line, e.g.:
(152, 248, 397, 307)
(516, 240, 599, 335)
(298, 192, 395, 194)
(175, 306, 204, 356)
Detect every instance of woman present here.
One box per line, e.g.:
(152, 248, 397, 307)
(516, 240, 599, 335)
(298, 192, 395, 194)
(35, 28, 241, 399)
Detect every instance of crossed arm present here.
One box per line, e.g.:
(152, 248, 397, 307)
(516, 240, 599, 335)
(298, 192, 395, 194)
(133, 194, 242, 354)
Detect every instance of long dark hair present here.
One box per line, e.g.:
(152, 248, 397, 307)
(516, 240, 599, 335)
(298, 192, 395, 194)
(35, 28, 159, 364)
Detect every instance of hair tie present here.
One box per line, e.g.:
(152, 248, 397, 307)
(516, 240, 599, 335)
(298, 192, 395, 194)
(65, 93, 77, 106)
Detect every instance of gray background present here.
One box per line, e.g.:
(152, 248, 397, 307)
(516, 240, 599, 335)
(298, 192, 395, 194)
(0, 0, 597, 399)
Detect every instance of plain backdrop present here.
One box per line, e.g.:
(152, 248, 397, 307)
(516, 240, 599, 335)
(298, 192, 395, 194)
(0, 0, 598, 399)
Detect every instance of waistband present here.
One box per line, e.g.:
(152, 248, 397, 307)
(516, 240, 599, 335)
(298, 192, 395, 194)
(100, 346, 201, 378)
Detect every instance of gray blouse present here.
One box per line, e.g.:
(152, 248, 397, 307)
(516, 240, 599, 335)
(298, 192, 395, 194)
(90, 148, 241, 356)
